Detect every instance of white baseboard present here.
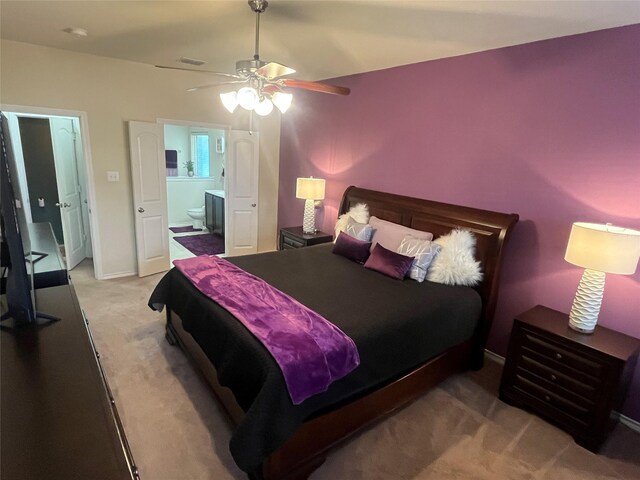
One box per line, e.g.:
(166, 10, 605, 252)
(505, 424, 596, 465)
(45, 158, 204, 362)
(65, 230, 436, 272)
(484, 349, 640, 434)
(100, 270, 136, 280)
(617, 412, 640, 433)
(484, 349, 505, 365)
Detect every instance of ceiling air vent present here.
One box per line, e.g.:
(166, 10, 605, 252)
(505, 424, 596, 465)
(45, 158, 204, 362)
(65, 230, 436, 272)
(179, 57, 207, 66)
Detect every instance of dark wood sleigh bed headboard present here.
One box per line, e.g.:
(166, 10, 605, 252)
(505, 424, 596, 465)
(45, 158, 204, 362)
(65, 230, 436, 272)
(339, 186, 519, 367)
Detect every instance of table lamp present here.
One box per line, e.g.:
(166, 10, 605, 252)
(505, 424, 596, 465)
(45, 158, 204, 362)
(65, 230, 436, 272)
(296, 177, 325, 234)
(564, 222, 640, 333)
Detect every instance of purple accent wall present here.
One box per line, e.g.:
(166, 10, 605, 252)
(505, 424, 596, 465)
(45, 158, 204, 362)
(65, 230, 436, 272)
(278, 25, 640, 420)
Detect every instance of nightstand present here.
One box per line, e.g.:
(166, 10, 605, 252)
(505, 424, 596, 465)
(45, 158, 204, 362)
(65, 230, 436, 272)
(279, 226, 333, 250)
(499, 305, 640, 452)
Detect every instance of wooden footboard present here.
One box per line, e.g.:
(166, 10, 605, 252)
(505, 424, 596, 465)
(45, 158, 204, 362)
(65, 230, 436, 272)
(167, 309, 471, 480)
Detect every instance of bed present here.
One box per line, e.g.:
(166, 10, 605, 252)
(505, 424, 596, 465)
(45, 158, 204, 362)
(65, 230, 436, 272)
(149, 186, 518, 480)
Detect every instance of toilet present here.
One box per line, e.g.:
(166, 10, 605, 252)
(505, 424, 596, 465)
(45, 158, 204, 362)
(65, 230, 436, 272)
(187, 206, 205, 230)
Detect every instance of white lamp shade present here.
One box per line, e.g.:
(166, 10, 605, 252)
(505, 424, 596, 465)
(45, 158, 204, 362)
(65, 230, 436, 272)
(272, 92, 293, 113)
(220, 91, 238, 113)
(237, 87, 259, 110)
(254, 98, 274, 116)
(296, 177, 325, 200)
(565, 222, 640, 274)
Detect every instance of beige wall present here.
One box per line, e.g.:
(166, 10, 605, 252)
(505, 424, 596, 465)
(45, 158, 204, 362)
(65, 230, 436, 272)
(0, 40, 280, 278)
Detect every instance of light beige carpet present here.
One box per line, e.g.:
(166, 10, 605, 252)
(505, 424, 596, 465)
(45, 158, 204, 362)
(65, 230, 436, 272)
(71, 260, 640, 480)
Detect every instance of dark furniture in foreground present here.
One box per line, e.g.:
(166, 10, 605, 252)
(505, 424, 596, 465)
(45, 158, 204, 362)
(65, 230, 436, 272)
(1, 222, 67, 294)
(28, 222, 68, 289)
(279, 226, 333, 250)
(499, 305, 640, 452)
(0, 284, 138, 480)
(164, 186, 518, 479)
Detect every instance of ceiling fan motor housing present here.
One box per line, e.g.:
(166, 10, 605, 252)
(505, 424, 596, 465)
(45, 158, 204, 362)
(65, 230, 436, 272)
(236, 59, 267, 77)
(248, 0, 268, 13)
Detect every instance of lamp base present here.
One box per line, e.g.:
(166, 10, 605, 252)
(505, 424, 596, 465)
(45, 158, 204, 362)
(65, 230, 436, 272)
(568, 322, 596, 334)
(302, 199, 316, 234)
(568, 268, 605, 334)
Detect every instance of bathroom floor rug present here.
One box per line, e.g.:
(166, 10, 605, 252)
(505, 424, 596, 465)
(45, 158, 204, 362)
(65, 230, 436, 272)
(174, 233, 225, 256)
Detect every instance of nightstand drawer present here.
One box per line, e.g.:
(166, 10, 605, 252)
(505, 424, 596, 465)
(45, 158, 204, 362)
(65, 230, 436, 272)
(518, 354, 598, 401)
(514, 374, 591, 425)
(279, 227, 333, 250)
(520, 347, 601, 389)
(515, 366, 595, 411)
(282, 235, 304, 249)
(521, 329, 603, 377)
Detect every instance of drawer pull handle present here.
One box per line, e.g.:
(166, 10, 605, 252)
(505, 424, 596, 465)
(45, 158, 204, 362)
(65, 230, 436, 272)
(555, 353, 562, 360)
(544, 395, 551, 402)
(550, 374, 557, 382)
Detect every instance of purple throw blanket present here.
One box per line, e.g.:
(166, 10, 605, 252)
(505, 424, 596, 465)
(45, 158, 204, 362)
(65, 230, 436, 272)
(173, 255, 360, 404)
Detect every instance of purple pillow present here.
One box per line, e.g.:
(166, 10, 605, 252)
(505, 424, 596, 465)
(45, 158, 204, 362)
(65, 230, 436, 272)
(332, 232, 372, 264)
(364, 244, 415, 280)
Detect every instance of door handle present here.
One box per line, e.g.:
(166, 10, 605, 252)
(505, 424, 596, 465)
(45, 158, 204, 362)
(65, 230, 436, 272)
(56, 202, 61, 207)
(138, 207, 145, 213)
(64, 202, 71, 208)
(251, 203, 256, 207)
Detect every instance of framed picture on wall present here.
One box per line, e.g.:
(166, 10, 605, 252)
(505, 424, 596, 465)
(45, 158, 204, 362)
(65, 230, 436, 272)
(216, 137, 225, 154)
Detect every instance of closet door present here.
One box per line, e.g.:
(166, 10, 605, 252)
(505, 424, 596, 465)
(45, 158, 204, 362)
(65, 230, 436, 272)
(128, 121, 170, 277)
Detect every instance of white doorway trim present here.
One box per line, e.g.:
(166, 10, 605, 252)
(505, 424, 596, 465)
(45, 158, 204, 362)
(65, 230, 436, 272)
(1, 103, 104, 279)
(156, 118, 230, 132)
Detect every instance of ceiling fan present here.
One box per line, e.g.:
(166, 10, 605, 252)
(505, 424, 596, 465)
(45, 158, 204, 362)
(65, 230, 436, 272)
(156, 0, 350, 116)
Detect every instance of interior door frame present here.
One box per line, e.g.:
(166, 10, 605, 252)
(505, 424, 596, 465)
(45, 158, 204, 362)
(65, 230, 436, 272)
(156, 118, 230, 252)
(1, 104, 103, 279)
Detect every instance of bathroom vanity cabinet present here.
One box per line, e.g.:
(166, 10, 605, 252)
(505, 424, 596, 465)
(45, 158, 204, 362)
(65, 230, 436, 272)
(205, 190, 225, 237)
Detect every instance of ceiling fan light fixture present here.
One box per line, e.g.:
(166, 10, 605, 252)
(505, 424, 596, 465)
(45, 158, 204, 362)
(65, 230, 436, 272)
(237, 87, 259, 110)
(254, 97, 274, 116)
(220, 91, 239, 113)
(272, 92, 293, 113)
(167, 0, 348, 116)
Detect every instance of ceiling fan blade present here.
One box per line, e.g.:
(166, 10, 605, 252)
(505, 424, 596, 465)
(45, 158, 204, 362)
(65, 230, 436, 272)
(281, 79, 350, 96)
(256, 62, 296, 79)
(186, 80, 248, 92)
(155, 65, 243, 79)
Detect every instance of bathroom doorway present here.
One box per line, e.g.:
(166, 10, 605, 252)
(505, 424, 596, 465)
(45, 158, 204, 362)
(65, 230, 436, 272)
(3, 109, 96, 276)
(162, 121, 227, 261)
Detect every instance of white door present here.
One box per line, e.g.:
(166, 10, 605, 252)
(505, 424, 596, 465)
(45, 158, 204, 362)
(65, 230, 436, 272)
(72, 118, 93, 258)
(129, 121, 170, 276)
(226, 130, 259, 256)
(50, 118, 86, 270)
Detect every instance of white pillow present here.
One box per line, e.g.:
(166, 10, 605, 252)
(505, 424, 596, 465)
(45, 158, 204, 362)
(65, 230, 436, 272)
(398, 235, 441, 282)
(427, 229, 482, 286)
(334, 203, 369, 242)
(344, 217, 373, 241)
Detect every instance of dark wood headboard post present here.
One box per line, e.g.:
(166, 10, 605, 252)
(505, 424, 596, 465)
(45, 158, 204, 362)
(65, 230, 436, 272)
(338, 186, 519, 370)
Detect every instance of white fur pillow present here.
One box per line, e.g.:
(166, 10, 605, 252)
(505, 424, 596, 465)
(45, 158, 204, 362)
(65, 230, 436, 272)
(427, 229, 483, 286)
(334, 203, 369, 241)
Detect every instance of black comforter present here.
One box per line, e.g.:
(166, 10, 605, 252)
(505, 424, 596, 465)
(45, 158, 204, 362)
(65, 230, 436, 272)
(148, 244, 481, 472)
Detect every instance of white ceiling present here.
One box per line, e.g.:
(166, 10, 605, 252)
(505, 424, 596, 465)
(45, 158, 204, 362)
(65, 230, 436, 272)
(1, 1, 639, 81)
